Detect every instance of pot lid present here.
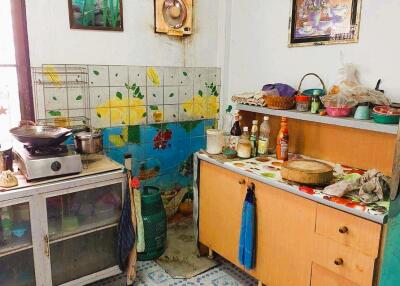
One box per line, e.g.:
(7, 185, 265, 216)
(75, 130, 102, 139)
(162, 0, 187, 29)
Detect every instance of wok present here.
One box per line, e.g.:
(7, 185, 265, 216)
(9, 121, 72, 147)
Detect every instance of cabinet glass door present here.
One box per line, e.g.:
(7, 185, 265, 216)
(46, 183, 122, 285)
(0, 203, 36, 285)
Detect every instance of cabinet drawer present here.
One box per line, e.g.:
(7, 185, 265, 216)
(313, 234, 375, 286)
(311, 263, 358, 286)
(316, 204, 381, 257)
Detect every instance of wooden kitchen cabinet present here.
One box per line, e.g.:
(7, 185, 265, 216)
(198, 160, 384, 286)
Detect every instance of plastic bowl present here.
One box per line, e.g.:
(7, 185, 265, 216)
(302, 88, 326, 97)
(326, 107, 352, 117)
(372, 112, 400, 124)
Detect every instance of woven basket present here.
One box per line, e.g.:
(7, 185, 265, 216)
(265, 95, 295, 110)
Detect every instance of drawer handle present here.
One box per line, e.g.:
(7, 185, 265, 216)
(339, 226, 349, 234)
(238, 179, 245, 185)
(334, 258, 344, 266)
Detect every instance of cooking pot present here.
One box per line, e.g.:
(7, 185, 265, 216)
(74, 129, 103, 154)
(0, 143, 13, 172)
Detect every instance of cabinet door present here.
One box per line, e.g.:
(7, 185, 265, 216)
(0, 199, 36, 286)
(42, 180, 124, 286)
(199, 161, 247, 266)
(249, 180, 317, 286)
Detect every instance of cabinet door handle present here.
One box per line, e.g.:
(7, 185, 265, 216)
(44, 235, 50, 257)
(334, 258, 344, 266)
(238, 179, 245, 185)
(339, 226, 348, 234)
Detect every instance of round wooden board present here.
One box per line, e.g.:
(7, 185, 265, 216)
(281, 159, 334, 185)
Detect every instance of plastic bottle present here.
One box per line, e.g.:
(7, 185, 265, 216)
(276, 117, 289, 161)
(237, 127, 251, 159)
(0, 207, 12, 242)
(257, 116, 270, 156)
(250, 120, 258, 157)
(229, 111, 242, 150)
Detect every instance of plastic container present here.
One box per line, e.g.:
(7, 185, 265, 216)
(326, 106, 352, 117)
(372, 112, 400, 124)
(206, 129, 224, 154)
(295, 95, 311, 112)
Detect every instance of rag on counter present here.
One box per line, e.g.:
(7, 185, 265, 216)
(238, 183, 256, 269)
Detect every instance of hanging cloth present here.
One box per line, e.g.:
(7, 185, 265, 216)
(238, 183, 256, 269)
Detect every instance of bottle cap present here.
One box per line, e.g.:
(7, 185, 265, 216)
(243, 126, 249, 131)
(264, 116, 269, 120)
(252, 120, 258, 124)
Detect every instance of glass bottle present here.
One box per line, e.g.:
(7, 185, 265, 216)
(257, 116, 270, 156)
(311, 95, 321, 114)
(237, 127, 251, 159)
(222, 111, 233, 150)
(250, 120, 258, 157)
(229, 111, 242, 150)
(276, 117, 289, 161)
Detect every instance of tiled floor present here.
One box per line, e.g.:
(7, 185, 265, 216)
(91, 257, 257, 286)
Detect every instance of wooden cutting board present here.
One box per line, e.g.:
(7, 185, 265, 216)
(281, 159, 334, 185)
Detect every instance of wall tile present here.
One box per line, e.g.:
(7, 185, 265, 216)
(129, 66, 147, 86)
(147, 86, 163, 105)
(44, 87, 67, 110)
(129, 85, 146, 107)
(129, 106, 147, 125)
(179, 86, 194, 104)
(67, 87, 86, 109)
(163, 86, 179, 105)
(179, 102, 193, 121)
(88, 65, 109, 86)
(178, 67, 194, 86)
(89, 86, 110, 108)
(146, 66, 164, 87)
(164, 67, 180, 86)
(193, 67, 208, 89)
(164, 104, 179, 122)
(147, 105, 164, 124)
(109, 65, 129, 87)
(110, 107, 129, 126)
(45, 109, 68, 119)
(110, 87, 129, 107)
(90, 108, 110, 128)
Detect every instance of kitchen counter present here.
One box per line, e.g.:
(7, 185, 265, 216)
(0, 154, 124, 201)
(196, 151, 388, 224)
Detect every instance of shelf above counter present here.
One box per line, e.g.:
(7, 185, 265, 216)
(237, 104, 399, 135)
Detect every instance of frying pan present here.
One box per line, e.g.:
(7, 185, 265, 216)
(9, 121, 72, 147)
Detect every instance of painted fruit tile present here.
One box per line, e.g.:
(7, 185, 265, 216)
(147, 86, 163, 105)
(190, 120, 205, 137)
(90, 108, 110, 128)
(129, 105, 147, 126)
(45, 109, 68, 119)
(109, 65, 128, 87)
(88, 65, 109, 87)
(44, 87, 68, 110)
(67, 87, 86, 109)
(129, 86, 146, 107)
(89, 86, 110, 108)
(179, 102, 193, 121)
(163, 104, 179, 122)
(179, 85, 194, 104)
(109, 87, 129, 107)
(128, 66, 147, 86)
(163, 86, 179, 105)
(42, 65, 67, 88)
(178, 67, 194, 86)
(110, 107, 130, 126)
(142, 123, 164, 144)
(147, 105, 164, 124)
(146, 66, 164, 87)
(163, 67, 180, 86)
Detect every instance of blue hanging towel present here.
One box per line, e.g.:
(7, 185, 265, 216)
(117, 188, 136, 271)
(238, 183, 255, 269)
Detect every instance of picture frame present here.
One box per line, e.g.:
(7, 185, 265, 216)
(68, 0, 123, 31)
(288, 0, 362, 47)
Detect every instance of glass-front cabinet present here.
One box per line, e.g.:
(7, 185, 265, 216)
(0, 201, 36, 286)
(0, 170, 126, 286)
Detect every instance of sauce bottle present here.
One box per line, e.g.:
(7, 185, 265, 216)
(229, 111, 242, 150)
(276, 117, 289, 161)
(257, 116, 270, 156)
(250, 120, 258, 157)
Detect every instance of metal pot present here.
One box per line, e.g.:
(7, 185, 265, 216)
(0, 143, 13, 172)
(74, 129, 103, 154)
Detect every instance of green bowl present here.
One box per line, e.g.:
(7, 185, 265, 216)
(372, 112, 400, 124)
(301, 89, 326, 97)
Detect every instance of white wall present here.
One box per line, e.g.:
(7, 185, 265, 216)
(224, 0, 400, 103)
(26, 0, 224, 68)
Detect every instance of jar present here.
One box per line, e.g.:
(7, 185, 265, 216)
(206, 129, 224, 154)
(311, 95, 321, 114)
(295, 95, 311, 112)
(237, 127, 251, 159)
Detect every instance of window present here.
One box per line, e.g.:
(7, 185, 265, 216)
(0, 0, 21, 142)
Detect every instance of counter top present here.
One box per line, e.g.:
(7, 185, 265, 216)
(0, 154, 125, 200)
(196, 152, 388, 224)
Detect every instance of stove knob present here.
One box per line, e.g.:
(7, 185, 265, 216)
(51, 161, 62, 172)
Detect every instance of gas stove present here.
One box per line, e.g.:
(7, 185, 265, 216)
(13, 143, 83, 181)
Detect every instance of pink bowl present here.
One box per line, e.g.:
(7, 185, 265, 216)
(326, 107, 352, 117)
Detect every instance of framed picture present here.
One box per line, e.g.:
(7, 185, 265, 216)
(289, 0, 362, 47)
(68, 0, 123, 31)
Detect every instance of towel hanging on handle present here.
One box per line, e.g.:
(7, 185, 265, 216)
(238, 183, 256, 269)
